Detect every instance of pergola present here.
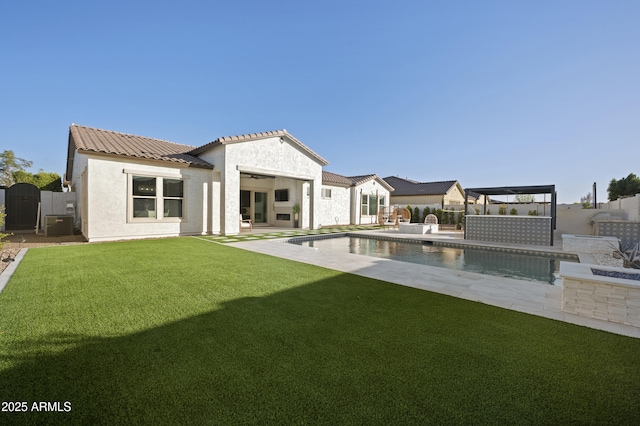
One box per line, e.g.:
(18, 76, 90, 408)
(464, 184, 557, 245)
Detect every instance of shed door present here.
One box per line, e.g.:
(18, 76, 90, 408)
(5, 183, 41, 230)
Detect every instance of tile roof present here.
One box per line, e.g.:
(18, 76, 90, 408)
(323, 171, 394, 191)
(383, 176, 458, 196)
(348, 174, 377, 186)
(189, 129, 329, 166)
(68, 125, 213, 169)
(322, 171, 352, 186)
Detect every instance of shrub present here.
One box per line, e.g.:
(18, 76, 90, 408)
(434, 209, 444, 223)
(498, 204, 507, 215)
(422, 207, 431, 222)
(457, 211, 464, 229)
(0, 206, 9, 250)
(528, 210, 539, 216)
(413, 207, 420, 223)
(510, 208, 518, 215)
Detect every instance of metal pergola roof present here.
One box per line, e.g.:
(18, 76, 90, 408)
(463, 184, 555, 197)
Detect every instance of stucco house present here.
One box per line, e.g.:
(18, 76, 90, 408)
(65, 125, 391, 242)
(382, 176, 485, 208)
(320, 171, 393, 226)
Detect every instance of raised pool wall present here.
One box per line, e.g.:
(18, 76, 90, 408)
(560, 262, 640, 327)
(465, 216, 552, 246)
(398, 223, 439, 234)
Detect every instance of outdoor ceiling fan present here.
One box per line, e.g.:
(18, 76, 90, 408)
(242, 173, 275, 180)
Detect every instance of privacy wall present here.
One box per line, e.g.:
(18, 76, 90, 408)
(465, 216, 553, 246)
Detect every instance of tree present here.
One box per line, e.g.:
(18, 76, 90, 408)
(608, 173, 640, 201)
(514, 194, 536, 203)
(580, 192, 592, 209)
(0, 150, 32, 187)
(422, 206, 431, 222)
(456, 211, 464, 229)
(13, 170, 62, 192)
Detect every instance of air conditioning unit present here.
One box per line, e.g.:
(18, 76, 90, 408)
(44, 215, 74, 237)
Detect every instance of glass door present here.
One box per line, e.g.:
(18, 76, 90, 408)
(254, 192, 267, 223)
(240, 190, 251, 220)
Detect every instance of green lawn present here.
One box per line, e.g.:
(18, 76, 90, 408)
(0, 237, 639, 425)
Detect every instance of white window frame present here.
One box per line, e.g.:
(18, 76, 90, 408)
(361, 194, 369, 216)
(321, 188, 332, 199)
(125, 170, 187, 223)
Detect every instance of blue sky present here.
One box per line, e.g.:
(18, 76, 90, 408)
(2, 0, 639, 203)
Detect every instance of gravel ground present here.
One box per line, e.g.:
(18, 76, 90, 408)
(594, 252, 624, 267)
(0, 248, 22, 275)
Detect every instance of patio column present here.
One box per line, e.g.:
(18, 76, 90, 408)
(308, 179, 316, 229)
(222, 167, 240, 235)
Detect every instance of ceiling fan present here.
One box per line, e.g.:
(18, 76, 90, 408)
(241, 173, 275, 180)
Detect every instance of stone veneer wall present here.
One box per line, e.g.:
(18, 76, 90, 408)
(562, 275, 640, 327)
(595, 220, 640, 247)
(465, 216, 552, 246)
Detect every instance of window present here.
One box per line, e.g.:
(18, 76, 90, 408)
(368, 195, 378, 215)
(133, 176, 157, 218)
(275, 189, 289, 202)
(276, 213, 291, 221)
(361, 194, 383, 216)
(163, 179, 183, 218)
(131, 175, 184, 220)
(361, 195, 369, 216)
(321, 188, 332, 199)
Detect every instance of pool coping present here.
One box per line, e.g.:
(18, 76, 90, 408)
(286, 232, 580, 260)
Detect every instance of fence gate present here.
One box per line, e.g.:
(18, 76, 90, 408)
(5, 183, 41, 230)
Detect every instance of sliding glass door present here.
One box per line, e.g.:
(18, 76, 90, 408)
(254, 192, 267, 223)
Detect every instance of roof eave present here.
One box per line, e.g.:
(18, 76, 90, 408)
(76, 149, 214, 170)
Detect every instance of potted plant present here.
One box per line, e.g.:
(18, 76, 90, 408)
(292, 203, 300, 228)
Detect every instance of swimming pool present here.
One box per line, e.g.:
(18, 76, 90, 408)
(289, 235, 578, 285)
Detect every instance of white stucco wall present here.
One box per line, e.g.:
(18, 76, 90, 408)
(354, 180, 391, 225)
(317, 185, 351, 227)
(197, 136, 324, 234)
(78, 155, 212, 242)
(71, 152, 89, 233)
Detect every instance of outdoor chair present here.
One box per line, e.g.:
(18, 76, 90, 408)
(424, 214, 438, 225)
(240, 214, 252, 231)
(424, 213, 439, 233)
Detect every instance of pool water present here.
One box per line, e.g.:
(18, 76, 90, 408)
(290, 236, 578, 285)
